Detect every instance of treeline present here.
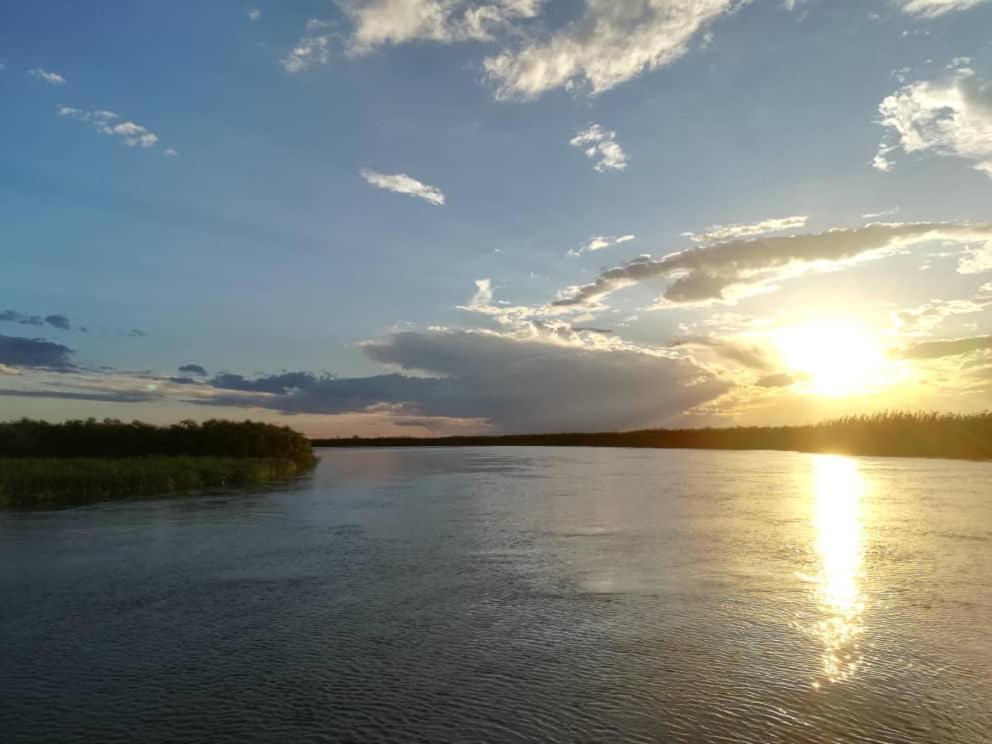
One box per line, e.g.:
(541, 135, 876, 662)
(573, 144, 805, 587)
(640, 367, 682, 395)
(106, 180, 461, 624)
(315, 412, 992, 461)
(0, 418, 317, 467)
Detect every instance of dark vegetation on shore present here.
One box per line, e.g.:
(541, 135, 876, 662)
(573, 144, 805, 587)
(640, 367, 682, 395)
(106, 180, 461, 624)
(0, 419, 318, 509)
(315, 412, 992, 461)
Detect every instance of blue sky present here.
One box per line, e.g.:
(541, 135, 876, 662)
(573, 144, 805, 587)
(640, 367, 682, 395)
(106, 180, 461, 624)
(2, 0, 991, 435)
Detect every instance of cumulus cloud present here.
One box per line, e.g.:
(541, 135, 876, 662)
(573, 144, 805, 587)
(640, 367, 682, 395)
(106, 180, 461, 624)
(895, 0, 990, 17)
(360, 168, 446, 205)
(484, 0, 738, 100)
(875, 66, 992, 178)
(58, 107, 167, 150)
(0, 334, 75, 370)
(569, 123, 628, 172)
(28, 68, 66, 85)
(894, 334, 992, 360)
(683, 215, 808, 244)
(553, 222, 992, 309)
(339, 0, 542, 55)
(178, 364, 208, 377)
(569, 234, 635, 257)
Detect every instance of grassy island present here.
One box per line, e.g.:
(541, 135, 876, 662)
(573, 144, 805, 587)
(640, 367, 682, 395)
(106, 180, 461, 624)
(0, 419, 318, 509)
(315, 412, 992, 462)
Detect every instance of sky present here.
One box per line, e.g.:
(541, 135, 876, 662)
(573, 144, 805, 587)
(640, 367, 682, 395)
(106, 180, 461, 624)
(1, 0, 991, 436)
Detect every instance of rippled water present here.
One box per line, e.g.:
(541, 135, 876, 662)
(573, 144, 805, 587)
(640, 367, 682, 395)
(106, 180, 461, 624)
(2, 448, 991, 743)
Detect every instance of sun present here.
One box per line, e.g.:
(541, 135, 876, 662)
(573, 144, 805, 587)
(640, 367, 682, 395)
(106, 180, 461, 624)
(775, 320, 887, 396)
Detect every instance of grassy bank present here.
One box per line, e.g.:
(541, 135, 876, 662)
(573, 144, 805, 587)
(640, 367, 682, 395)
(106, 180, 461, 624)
(0, 456, 310, 509)
(0, 419, 319, 509)
(315, 412, 992, 461)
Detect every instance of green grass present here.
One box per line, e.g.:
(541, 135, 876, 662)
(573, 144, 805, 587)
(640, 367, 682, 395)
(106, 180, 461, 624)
(0, 456, 314, 509)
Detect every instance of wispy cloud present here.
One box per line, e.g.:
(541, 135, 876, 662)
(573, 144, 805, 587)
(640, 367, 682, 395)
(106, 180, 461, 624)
(863, 207, 900, 220)
(360, 168, 446, 205)
(569, 124, 627, 173)
(569, 234, 635, 257)
(895, 0, 990, 17)
(58, 106, 172, 153)
(280, 29, 332, 72)
(683, 216, 808, 244)
(553, 222, 992, 309)
(28, 68, 66, 85)
(894, 334, 992, 359)
(875, 65, 992, 178)
(248, 8, 261, 21)
(484, 1, 736, 100)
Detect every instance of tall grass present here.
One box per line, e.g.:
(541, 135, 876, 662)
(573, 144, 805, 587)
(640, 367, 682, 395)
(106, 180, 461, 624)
(0, 456, 308, 509)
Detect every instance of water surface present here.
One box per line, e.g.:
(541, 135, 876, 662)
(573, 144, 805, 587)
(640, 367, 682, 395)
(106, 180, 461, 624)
(2, 448, 990, 743)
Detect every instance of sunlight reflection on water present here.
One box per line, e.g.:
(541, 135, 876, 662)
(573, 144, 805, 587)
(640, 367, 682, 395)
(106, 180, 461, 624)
(808, 455, 866, 687)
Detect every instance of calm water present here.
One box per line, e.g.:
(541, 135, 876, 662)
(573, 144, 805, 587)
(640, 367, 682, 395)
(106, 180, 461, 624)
(1, 448, 990, 743)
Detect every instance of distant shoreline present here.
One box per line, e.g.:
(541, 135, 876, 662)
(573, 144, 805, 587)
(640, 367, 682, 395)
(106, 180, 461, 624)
(313, 412, 992, 462)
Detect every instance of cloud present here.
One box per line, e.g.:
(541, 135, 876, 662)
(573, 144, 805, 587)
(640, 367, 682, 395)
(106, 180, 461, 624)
(28, 68, 66, 85)
(569, 124, 627, 172)
(178, 364, 208, 377)
(569, 234, 635, 257)
(755, 373, 797, 388)
(129, 329, 147, 337)
(863, 207, 900, 220)
(44, 314, 71, 331)
(0, 334, 75, 370)
(248, 8, 261, 21)
(894, 335, 992, 360)
(360, 168, 446, 205)
(1, 310, 73, 330)
(281, 31, 332, 72)
(893, 290, 992, 333)
(683, 215, 808, 244)
(484, 0, 738, 100)
(669, 336, 774, 371)
(163, 148, 178, 157)
(58, 106, 166, 150)
(875, 66, 992, 178)
(895, 0, 990, 17)
(469, 278, 494, 307)
(338, 0, 542, 56)
(553, 222, 992, 309)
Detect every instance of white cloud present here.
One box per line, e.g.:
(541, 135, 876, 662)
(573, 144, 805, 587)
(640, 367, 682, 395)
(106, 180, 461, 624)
(893, 294, 992, 334)
(683, 215, 808, 244)
(484, 0, 738, 100)
(958, 241, 992, 274)
(896, 0, 990, 17)
(339, 0, 542, 55)
(281, 33, 332, 72)
(360, 168, 446, 205)
(469, 278, 494, 307)
(553, 222, 992, 309)
(57, 107, 166, 150)
(28, 68, 66, 85)
(248, 8, 261, 21)
(569, 123, 627, 172)
(863, 207, 901, 219)
(163, 148, 178, 158)
(875, 67, 992, 178)
(569, 234, 635, 257)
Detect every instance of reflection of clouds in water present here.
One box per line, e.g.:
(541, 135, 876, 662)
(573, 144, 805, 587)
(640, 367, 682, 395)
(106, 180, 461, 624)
(807, 455, 867, 687)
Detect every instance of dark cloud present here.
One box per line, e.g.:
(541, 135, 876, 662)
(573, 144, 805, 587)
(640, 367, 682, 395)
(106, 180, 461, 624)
(0, 389, 156, 403)
(0, 310, 44, 327)
(129, 329, 147, 337)
(0, 334, 75, 370)
(755, 373, 796, 388)
(44, 314, 71, 330)
(178, 364, 208, 377)
(553, 222, 992, 307)
(195, 330, 729, 432)
(894, 335, 992, 360)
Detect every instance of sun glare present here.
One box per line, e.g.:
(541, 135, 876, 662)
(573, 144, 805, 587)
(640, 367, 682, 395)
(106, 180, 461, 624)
(776, 320, 887, 396)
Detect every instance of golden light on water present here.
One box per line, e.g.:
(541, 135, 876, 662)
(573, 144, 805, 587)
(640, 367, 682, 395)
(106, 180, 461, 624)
(808, 455, 866, 686)
(776, 320, 888, 397)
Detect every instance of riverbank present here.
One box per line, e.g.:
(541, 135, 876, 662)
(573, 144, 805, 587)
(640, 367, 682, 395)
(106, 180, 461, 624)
(0, 419, 319, 509)
(314, 412, 992, 461)
(0, 456, 312, 509)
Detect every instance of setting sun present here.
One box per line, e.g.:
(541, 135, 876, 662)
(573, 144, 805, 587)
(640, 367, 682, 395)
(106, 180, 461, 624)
(776, 320, 888, 396)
